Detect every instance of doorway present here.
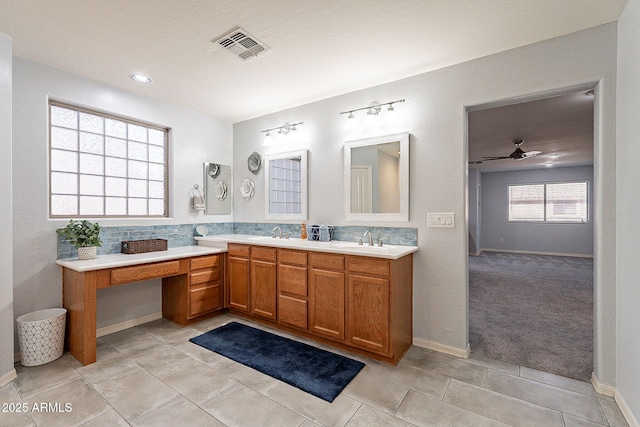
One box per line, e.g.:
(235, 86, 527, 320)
(466, 88, 595, 381)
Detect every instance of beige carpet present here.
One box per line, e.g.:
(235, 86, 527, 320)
(469, 251, 593, 381)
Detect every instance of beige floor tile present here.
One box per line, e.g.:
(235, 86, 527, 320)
(401, 346, 487, 386)
(395, 389, 510, 427)
(80, 409, 130, 427)
(262, 380, 362, 427)
(91, 366, 178, 420)
(484, 370, 607, 424)
(99, 325, 147, 345)
(563, 413, 610, 427)
(346, 404, 415, 427)
(131, 395, 224, 427)
(106, 332, 165, 357)
(467, 353, 520, 375)
(0, 383, 35, 426)
(189, 313, 236, 333)
(201, 383, 306, 427)
(75, 353, 140, 385)
(129, 342, 190, 372)
(15, 357, 80, 397)
(153, 357, 236, 404)
(443, 379, 564, 427)
(342, 372, 408, 414)
(519, 366, 606, 399)
(363, 359, 450, 399)
(600, 398, 631, 427)
(138, 320, 200, 345)
(24, 378, 111, 427)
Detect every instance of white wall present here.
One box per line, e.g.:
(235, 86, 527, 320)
(480, 166, 594, 256)
(468, 169, 481, 254)
(233, 23, 618, 384)
(616, 0, 640, 422)
(0, 32, 15, 386)
(12, 58, 232, 341)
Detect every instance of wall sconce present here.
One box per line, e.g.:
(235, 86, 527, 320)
(261, 122, 303, 146)
(340, 99, 404, 129)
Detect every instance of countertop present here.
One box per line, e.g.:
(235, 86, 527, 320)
(196, 234, 418, 260)
(56, 245, 227, 272)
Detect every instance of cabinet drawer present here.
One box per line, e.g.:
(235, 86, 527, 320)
(310, 253, 344, 271)
(190, 269, 219, 286)
(111, 261, 180, 285)
(190, 255, 219, 271)
(279, 249, 307, 266)
(228, 244, 250, 258)
(279, 294, 308, 329)
(252, 246, 277, 262)
(348, 257, 390, 278)
(189, 282, 220, 318)
(279, 265, 307, 296)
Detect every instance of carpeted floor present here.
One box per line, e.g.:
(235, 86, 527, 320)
(469, 251, 593, 381)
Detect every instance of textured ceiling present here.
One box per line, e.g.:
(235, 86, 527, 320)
(0, 0, 627, 123)
(468, 90, 595, 172)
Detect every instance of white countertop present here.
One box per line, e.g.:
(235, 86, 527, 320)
(196, 234, 418, 260)
(56, 245, 227, 272)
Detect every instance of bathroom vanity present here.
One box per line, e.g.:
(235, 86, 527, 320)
(199, 235, 417, 364)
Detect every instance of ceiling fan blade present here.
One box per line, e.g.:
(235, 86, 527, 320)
(523, 150, 542, 157)
(481, 156, 510, 161)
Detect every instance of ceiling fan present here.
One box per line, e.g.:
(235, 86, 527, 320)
(469, 138, 542, 164)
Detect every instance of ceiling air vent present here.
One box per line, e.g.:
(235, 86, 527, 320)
(213, 28, 269, 61)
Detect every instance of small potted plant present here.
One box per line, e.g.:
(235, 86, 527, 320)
(56, 220, 102, 260)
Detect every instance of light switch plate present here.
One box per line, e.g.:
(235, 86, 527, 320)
(427, 212, 455, 228)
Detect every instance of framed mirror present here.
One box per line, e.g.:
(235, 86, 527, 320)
(203, 162, 232, 215)
(344, 132, 409, 222)
(264, 149, 308, 220)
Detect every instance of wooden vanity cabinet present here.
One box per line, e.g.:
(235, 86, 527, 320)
(277, 249, 308, 330)
(162, 254, 224, 326)
(250, 246, 277, 320)
(309, 253, 345, 341)
(227, 244, 250, 312)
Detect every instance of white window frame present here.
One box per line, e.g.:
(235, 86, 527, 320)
(507, 181, 589, 224)
(48, 100, 170, 218)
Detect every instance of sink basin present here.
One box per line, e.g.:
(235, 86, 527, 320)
(247, 236, 277, 241)
(330, 241, 395, 250)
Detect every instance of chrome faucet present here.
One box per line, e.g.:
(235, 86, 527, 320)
(364, 230, 374, 246)
(272, 226, 283, 239)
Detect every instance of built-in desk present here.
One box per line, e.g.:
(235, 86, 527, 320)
(56, 246, 227, 366)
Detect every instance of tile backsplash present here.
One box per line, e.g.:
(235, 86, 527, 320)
(57, 222, 417, 259)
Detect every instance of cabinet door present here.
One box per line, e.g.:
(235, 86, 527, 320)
(250, 259, 277, 320)
(347, 274, 390, 355)
(309, 268, 345, 340)
(188, 282, 221, 318)
(228, 256, 250, 312)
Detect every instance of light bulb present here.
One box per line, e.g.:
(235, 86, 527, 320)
(343, 112, 357, 131)
(263, 131, 274, 146)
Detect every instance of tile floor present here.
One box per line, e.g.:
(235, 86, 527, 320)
(0, 314, 630, 427)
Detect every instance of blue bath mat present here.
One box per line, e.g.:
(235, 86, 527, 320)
(189, 322, 365, 402)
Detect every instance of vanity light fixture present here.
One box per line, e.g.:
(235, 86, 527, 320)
(261, 122, 303, 145)
(340, 99, 405, 121)
(130, 73, 152, 84)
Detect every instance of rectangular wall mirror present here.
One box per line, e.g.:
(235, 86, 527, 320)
(344, 132, 409, 222)
(203, 162, 232, 215)
(264, 149, 308, 220)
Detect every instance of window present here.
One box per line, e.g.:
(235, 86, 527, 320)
(264, 150, 308, 220)
(49, 101, 169, 217)
(508, 182, 588, 223)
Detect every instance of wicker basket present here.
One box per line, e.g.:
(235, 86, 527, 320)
(121, 239, 168, 254)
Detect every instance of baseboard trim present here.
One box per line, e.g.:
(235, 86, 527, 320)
(615, 389, 640, 427)
(96, 312, 163, 338)
(479, 248, 594, 258)
(413, 338, 471, 359)
(591, 372, 615, 397)
(0, 368, 17, 387)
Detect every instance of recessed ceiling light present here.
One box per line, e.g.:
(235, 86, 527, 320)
(549, 153, 560, 158)
(545, 162, 554, 167)
(130, 74, 152, 84)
